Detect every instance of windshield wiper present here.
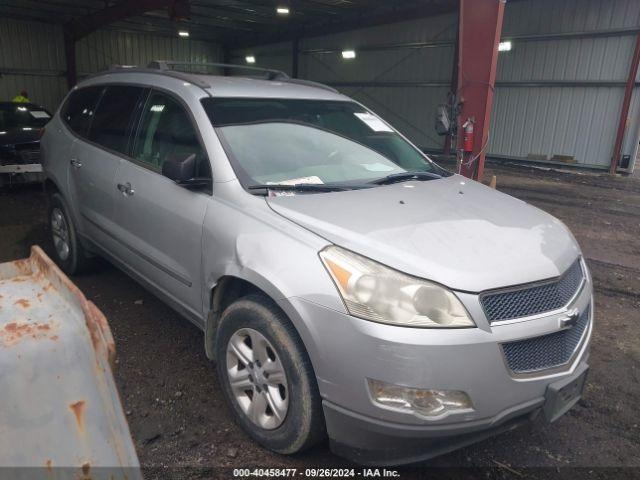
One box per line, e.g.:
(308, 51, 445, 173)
(248, 183, 366, 195)
(370, 171, 442, 185)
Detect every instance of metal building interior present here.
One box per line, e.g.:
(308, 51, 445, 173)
(1, 0, 640, 476)
(2, 0, 640, 175)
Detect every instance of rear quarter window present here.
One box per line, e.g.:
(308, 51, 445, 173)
(62, 86, 103, 138)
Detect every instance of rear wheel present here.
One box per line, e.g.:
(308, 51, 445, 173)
(48, 193, 90, 275)
(216, 294, 325, 454)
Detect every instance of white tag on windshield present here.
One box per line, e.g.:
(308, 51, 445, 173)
(268, 176, 324, 186)
(29, 111, 50, 119)
(354, 112, 393, 132)
(361, 163, 396, 172)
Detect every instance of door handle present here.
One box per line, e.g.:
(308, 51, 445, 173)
(70, 158, 82, 169)
(117, 182, 135, 196)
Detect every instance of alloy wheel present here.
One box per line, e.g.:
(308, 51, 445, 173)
(226, 328, 289, 430)
(50, 207, 70, 261)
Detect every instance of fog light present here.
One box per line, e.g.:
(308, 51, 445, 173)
(367, 379, 473, 418)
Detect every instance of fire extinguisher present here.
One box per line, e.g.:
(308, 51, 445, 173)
(462, 118, 475, 153)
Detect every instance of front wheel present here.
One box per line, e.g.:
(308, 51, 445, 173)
(216, 294, 325, 454)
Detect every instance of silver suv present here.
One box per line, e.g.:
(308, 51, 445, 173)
(41, 62, 593, 465)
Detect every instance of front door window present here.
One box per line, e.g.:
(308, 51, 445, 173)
(132, 91, 209, 177)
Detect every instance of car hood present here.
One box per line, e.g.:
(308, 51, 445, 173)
(0, 128, 40, 147)
(266, 175, 581, 292)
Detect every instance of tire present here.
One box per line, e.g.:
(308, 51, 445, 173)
(216, 294, 326, 454)
(47, 192, 90, 275)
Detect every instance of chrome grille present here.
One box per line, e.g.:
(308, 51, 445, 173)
(502, 306, 590, 374)
(481, 259, 584, 323)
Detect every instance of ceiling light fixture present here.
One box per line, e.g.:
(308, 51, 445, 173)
(498, 41, 512, 52)
(276, 6, 290, 15)
(341, 50, 356, 60)
(178, 30, 190, 37)
(246, 55, 256, 64)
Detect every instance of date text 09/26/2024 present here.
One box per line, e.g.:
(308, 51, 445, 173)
(233, 469, 400, 478)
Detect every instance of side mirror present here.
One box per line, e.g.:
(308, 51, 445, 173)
(162, 153, 196, 182)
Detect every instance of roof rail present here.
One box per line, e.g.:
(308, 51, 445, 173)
(147, 61, 290, 81)
(83, 64, 212, 89)
(107, 64, 138, 70)
(83, 62, 339, 95)
(283, 78, 339, 94)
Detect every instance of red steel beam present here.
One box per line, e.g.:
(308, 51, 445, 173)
(610, 30, 640, 174)
(457, 0, 505, 181)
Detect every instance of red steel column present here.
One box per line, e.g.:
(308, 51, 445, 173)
(610, 30, 640, 174)
(457, 0, 505, 181)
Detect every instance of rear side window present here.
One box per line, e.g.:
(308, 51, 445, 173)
(62, 86, 103, 137)
(89, 86, 146, 154)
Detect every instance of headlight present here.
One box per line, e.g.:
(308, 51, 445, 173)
(320, 246, 474, 328)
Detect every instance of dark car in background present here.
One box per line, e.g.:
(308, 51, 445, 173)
(0, 102, 51, 186)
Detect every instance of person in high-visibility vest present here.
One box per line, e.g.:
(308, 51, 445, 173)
(12, 90, 29, 103)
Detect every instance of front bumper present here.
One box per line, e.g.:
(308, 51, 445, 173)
(0, 163, 42, 174)
(323, 360, 588, 465)
(282, 273, 593, 465)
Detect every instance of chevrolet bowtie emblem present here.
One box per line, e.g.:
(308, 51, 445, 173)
(559, 308, 580, 329)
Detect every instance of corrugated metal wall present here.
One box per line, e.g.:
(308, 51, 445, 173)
(0, 18, 221, 113)
(76, 29, 221, 77)
(0, 19, 67, 113)
(232, 0, 640, 171)
(492, 0, 640, 169)
(231, 14, 457, 153)
(302, 15, 457, 152)
(4, 1, 640, 170)
(229, 42, 293, 76)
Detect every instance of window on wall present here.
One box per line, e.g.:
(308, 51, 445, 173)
(62, 86, 104, 137)
(132, 90, 209, 177)
(89, 86, 146, 154)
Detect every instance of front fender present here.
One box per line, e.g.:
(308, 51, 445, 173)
(201, 184, 347, 365)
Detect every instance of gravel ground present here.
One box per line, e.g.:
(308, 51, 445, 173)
(1, 162, 639, 479)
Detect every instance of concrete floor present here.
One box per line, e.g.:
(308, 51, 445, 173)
(1, 162, 639, 479)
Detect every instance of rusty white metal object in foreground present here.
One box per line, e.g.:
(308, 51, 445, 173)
(0, 246, 140, 477)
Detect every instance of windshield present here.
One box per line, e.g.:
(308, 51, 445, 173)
(0, 104, 51, 132)
(201, 98, 449, 188)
